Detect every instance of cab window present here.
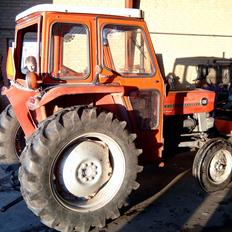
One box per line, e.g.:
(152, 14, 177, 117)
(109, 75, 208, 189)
(16, 23, 39, 76)
(50, 23, 90, 79)
(102, 25, 155, 77)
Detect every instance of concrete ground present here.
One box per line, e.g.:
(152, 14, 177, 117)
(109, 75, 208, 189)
(0, 151, 232, 232)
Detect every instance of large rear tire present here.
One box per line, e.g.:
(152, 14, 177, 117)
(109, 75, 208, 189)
(0, 105, 25, 169)
(193, 138, 232, 192)
(19, 107, 142, 232)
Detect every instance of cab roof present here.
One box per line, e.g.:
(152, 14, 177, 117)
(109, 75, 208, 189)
(16, 4, 144, 21)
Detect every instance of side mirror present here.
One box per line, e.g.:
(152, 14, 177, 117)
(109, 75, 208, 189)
(6, 47, 15, 80)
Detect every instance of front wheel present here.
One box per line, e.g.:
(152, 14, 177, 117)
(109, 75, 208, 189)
(193, 138, 232, 192)
(19, 107, 142, 232)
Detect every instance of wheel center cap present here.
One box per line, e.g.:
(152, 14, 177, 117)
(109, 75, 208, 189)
(78, 161, 100, 183)
(84, 166, 93, 177)
(61, 140, 111, 197)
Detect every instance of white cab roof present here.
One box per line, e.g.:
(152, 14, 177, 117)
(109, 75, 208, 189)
(16, 4, 143, 21)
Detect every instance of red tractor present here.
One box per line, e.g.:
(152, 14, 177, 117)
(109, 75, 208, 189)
(1, 4, 232, 231)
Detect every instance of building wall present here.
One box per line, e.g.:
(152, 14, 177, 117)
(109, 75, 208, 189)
(140, 0, 232, 82)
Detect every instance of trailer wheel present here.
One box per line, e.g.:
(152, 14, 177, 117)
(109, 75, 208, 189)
(193, 138, 232, 192)
(0, 105, 25, 169)
(19, 107, 142, 232)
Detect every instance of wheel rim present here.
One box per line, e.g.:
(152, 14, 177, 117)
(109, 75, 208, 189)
(51, 132, 125, 212)
(209, 149, 232, 184)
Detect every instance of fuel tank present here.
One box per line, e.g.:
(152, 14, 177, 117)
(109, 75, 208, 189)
(164, 88, 215, 116)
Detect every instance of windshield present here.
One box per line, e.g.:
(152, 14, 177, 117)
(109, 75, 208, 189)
(103, 25, 155, 77)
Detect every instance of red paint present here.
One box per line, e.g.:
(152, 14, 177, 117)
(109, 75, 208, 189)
(215, 119, 232, 135)
(164, 89, 215, 116)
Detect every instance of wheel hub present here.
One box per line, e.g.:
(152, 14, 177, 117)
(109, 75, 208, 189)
(209, 150, 232, 184)
(52, 131, 127, 212)
(77, 160, 101, 184)
(60, 140, 112, 198)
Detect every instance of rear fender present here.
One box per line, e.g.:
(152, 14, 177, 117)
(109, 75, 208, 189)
(39, 85, 125, 106)
(6, 85, 125, 138)
(5, 85, 37, 138)
(35, 85, 126, 135)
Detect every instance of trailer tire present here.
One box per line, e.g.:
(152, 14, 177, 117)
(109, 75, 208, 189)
(193, 138, 232, 192)
(19, 107, 142, 232)
(0, 105, 25, 170)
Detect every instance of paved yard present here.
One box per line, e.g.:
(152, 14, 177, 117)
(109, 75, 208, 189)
(0, 151, 232, 232)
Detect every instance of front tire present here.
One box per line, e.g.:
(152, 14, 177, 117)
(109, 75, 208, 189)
(193, 138, 232, 192)
(19, 107, 142, 231)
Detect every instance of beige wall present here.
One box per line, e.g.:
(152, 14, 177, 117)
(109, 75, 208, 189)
(140, 0, 232, 79)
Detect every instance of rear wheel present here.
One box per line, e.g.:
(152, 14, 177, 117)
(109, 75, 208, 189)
(0, 105, 25, 169)
(19, 107, 142, 231)
(193, 138, 232, 192)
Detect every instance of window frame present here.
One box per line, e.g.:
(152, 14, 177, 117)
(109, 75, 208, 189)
(15, 17, 41, 77)
(101, 23, 156, 78)
(48, 21, 91, 80)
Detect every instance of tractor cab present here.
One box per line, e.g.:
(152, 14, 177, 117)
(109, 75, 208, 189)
(6, 4, 165, 158)
(8, 5, 160, 85)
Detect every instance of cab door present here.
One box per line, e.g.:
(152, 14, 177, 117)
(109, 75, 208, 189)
(97, 17, 165, 160)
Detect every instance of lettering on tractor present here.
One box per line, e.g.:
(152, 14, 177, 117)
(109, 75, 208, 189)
(1, 4, 232, 232)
